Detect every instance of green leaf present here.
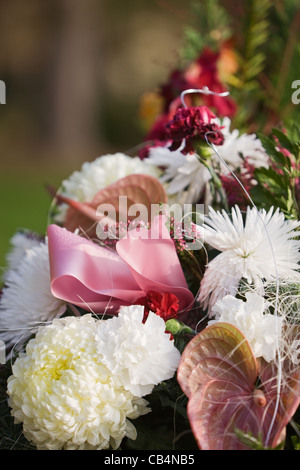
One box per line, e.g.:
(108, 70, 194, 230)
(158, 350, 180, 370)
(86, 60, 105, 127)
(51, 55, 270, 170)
(258, 133, 289, 168)
(235, 430, 284, 450)
(272, 128, 298, 155)
(250, 184, 279, 209)
(291, 434, 300, 450)
(255, 165, 288, 189)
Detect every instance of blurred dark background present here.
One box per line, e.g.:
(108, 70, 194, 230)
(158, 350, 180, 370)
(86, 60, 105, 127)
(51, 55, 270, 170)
(0, 0, 189, 268)
(0, 0, 190, 166)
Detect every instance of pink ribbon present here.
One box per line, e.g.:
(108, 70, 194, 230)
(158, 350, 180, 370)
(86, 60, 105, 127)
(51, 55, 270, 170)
(47, 216, 194, 314)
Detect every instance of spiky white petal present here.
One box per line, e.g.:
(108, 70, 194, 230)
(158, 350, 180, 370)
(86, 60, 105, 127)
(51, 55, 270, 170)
(146, 146, 211, 204)
(3, 231, 41, 277)
(198, 205, 300, 313)
(213, 117, 269, 171)
(0, 241, 66, 352)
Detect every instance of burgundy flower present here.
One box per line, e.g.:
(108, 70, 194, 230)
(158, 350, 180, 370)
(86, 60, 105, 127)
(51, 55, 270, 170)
(165, 105, 225, 153)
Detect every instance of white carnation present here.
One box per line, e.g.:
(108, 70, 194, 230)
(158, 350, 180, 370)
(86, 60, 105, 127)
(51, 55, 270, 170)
(96, 305, 181, 397)
(7, 315, 149, 450)
(210, 292, 283, 362)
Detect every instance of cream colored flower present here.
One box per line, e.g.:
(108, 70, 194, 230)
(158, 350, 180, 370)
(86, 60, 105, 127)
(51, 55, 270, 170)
(7, 315, 149, 450)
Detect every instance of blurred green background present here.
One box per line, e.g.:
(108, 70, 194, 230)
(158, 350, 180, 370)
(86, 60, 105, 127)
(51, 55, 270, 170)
(0, 0, 188, 271)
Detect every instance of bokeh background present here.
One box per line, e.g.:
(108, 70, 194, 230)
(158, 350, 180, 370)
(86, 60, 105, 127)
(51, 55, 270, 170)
(0, 0, 189, 269)
(0, 0, 299, 272)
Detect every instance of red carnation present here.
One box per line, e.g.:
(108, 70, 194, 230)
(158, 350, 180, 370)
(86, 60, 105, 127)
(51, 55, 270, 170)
(134, 290, 179, 323)
(165, 105, 224, 153)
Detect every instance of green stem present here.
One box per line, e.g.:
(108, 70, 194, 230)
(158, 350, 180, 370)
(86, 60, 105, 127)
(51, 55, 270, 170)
(194, 143, 229, 211)
(203, 159, 229, 211)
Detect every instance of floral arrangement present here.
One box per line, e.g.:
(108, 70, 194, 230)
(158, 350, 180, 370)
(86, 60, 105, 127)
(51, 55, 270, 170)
(1, 3, 300, 449)
(0, 84, 299, 450)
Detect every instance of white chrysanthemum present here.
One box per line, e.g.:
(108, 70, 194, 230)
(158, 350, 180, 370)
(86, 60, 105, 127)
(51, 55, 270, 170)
(146, 146, 211, 204)
(209, 292, 283, 362)
(55, 152, 161, 221)
(0, 241, 66, 351)
(96, 305, 181, 397)
(213, 117, 269, 172)
(3, 231, 42, 277)
(7, 315, 149, 450)
(198, 205, 300, 313)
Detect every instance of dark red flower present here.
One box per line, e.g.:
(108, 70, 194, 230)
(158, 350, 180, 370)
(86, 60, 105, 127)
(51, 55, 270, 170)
(220, 159, 256, 209)
(138, 113, 171, 159)
(165, 105, 224, 153)
(159, 47, 237, 118)
(139, 43, 238, 158)
(190, 47, 237, 118)
(160, 70, 190, 112)
(134, 290, 179, 323)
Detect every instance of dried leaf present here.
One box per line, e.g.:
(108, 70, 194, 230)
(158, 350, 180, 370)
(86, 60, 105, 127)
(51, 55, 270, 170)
(55, 174, 167, 237)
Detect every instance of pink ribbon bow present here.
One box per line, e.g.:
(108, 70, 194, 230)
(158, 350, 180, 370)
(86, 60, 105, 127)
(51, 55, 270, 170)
(47, 216, 194, 314)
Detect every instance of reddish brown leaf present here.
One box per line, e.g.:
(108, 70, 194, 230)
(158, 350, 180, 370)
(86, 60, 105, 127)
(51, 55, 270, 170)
(54, 174, 167, 237)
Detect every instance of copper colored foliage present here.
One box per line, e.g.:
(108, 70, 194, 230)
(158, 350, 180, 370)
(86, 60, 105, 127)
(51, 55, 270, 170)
(177, 322, 300, 450)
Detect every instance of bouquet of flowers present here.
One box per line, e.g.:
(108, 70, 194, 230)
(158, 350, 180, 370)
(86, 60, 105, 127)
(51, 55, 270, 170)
(1, 0, 300, 447)
(0, 80, 299, 451)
